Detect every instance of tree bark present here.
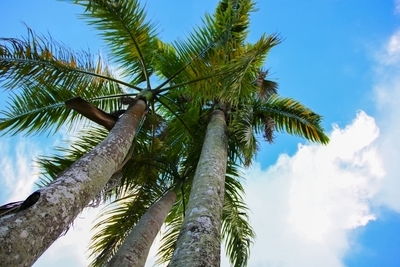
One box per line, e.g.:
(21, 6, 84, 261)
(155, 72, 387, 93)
(0, 99, 147, 267)
(107, 190, 177, 267)
(169, 110, 228, 267)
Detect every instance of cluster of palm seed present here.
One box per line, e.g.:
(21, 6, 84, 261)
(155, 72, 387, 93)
(0, 0, 328, 266)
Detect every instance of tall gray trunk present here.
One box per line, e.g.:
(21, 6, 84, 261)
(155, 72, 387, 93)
(0, 100, 147, 267)
(169, 110, 228, 267)
(107, 190, 177, 267)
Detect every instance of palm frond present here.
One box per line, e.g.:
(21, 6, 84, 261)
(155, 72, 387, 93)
(154, 0, 259, 101)
(70, 0, 158, 87)
(0, 30, 126, 134)
(218, 34, 280, 106)
(175, 0, 255, 63)
(0, 29, 130, 90)
(154, 42, 224, 98)
(0, 82, 123, 135)
(255, 95, 329, 144)
(165, 33, 279, 108)
(214, 0, 256, 47)
(222, 163, 254, 267)
(0, 86, 70, 135)
(229, 107, 258, 166)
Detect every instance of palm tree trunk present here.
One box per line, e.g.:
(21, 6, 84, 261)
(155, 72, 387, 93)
(0, 99, 147, 267)
(169, 110, 228, 267)
(107, 190, 177, 267)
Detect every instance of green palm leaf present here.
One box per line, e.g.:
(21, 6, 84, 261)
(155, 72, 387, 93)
(216, 34, 280, 106)
(229, 107, 258, 166)
(229, 93, 329, 166)
(0, 31, 126, 134)
(154, 0, 261, 103)
(255, 95, 329, 144)
(69, 0, 158, 86)
(214, 0, 255, 47)
(176, 0, 255, 62)
(0, 30, 130, 90)
(157, 2, 279, 107)
(0, 82, 122, 134)
(222, 164, 254, 267)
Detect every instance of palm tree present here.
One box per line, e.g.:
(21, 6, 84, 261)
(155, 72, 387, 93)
(0, 0, 232, 264)
(160, 1, 330, 266)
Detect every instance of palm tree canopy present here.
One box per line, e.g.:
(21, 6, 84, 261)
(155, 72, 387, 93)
(0, 0, 231, 136)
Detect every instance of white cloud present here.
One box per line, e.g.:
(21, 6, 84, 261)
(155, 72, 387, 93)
(396, 0, 400, 14)
(387, 31, 400, 56)
(0, 139, 41, 202)
(372, 30, 400, 212)
(376, 29, 400, 66)
(243, 111, 384, 267)
(241, 26, 400, 267)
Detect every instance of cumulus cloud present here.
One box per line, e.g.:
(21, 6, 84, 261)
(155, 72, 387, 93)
(243, 111, 384, 267)
(240, 26, 400, 267)
(372, 29, 400, 212)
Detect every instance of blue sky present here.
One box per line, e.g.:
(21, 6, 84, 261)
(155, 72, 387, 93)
(1, 0, 399, 266)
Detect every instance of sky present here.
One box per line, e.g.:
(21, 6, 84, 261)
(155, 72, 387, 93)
(0, 0, 400, 266)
